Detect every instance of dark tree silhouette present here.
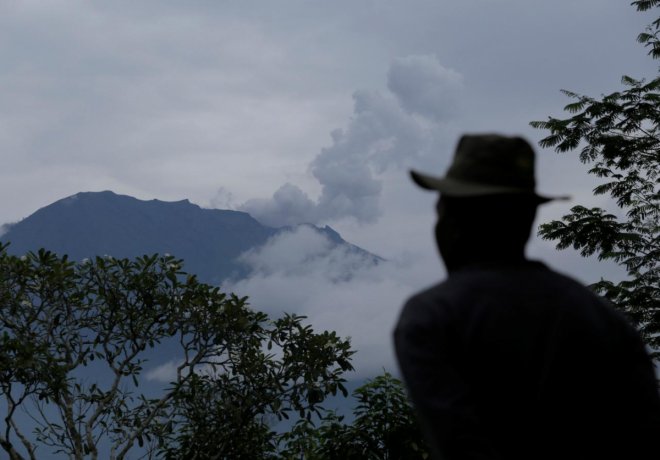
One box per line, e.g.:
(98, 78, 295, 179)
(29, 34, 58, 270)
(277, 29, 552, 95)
(530, 1, 660, 355)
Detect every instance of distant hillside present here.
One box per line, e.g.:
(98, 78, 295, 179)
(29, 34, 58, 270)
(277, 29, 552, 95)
(1, 191, 380, 284)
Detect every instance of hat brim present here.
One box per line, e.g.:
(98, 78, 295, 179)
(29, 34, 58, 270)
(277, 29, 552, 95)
(410, 170, 569, 203)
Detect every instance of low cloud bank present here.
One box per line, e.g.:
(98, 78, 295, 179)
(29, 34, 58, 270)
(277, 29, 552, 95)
(237, 225, 378, 281)
(224, 226, 442, 377)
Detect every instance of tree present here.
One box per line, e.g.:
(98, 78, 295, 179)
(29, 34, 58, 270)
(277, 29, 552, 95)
(530, 1, 660, 354)
(278, 372, 429, 460)
(0, 243, 354, 459)
(158, 313, 354, 459)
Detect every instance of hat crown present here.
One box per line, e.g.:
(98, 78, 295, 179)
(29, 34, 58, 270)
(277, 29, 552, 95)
(447, 134, 536, 190)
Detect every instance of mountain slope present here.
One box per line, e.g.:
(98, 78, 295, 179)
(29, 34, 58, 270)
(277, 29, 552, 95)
(1, 191, 379, 284)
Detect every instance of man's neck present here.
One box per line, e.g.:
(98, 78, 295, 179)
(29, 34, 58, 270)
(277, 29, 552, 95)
(443, 249, 527, 273)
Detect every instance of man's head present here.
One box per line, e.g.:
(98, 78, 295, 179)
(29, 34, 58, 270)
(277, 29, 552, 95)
(411, 133, 567, 271)
(434, 194, 539, 271)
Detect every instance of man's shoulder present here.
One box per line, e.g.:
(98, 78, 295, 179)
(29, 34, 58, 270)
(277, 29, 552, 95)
(397, 282, 451, 331)
(402, 260, 613, 320)
(444, 260, 597, 297)
(403, 279, 456, 313)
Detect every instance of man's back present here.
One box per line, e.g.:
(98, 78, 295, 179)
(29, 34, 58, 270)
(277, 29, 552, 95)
(395, 260, 660, 459)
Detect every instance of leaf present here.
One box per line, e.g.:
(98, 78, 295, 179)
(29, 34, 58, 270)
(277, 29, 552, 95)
(564, 100, 587, 113)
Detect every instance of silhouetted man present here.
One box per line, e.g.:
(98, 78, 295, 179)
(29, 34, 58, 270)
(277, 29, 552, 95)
(394, 134, 660, 460)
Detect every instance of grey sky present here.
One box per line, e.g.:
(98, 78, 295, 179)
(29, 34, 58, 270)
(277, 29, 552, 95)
(1, 0, 655, 374)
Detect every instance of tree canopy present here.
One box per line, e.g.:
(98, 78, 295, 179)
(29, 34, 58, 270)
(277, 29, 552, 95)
(0, 244, 354, 459)
(0, 243, 427, 459)
(279, 372, 429, 460)
(530, 0, 660, 354)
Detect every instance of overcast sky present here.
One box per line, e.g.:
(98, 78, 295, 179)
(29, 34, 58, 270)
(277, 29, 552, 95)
(1, 0, 657, 377)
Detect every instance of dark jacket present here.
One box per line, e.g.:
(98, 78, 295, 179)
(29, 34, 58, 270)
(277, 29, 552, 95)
(394, 260, 660, 460)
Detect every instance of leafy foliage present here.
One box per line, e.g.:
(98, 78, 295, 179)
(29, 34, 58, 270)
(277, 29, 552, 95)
(279, 372, 429, 460)
(635, 1, 660, 58)
(530, 2, 660, 354)
(0, 244, 354, 459)
(159, 313, 354, 459)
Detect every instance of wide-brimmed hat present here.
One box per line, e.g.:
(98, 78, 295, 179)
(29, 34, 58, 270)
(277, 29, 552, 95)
(410, 133, 569, 203)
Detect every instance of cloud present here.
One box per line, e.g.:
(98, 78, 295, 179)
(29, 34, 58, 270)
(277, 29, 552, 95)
(238, 55, 462, 228)
(145, 355, 233, 384)
(240, 183, 317, 227)
(225, 226, 442, 377)
(145, 359, 180, 383)
(237, 225, 378, 280)
(387, 54, 463, 122)
(208, 186, 237, 210)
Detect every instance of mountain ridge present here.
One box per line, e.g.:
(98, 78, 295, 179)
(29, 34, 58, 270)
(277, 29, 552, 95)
(1, 191, 380, 284)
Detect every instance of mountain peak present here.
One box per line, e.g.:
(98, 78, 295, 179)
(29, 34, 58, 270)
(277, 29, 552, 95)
(58, 190, 193, 207)
(1, 191, 381, 284)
